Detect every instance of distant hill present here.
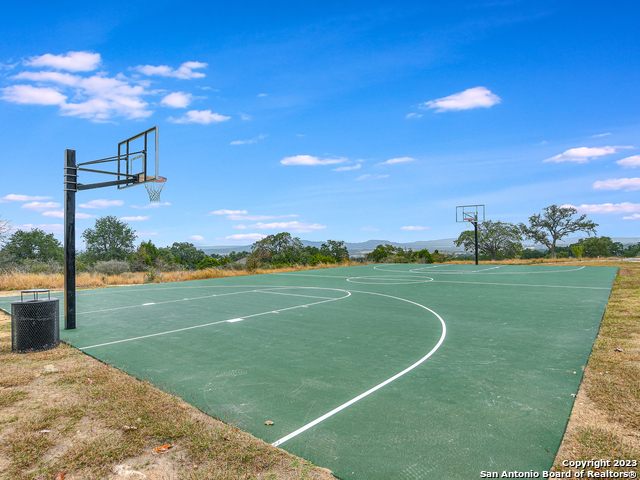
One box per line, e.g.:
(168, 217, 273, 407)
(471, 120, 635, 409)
(201, 236, 640, 257)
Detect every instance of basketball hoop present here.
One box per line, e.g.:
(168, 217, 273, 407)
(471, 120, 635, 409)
(145, 176, 167, 202)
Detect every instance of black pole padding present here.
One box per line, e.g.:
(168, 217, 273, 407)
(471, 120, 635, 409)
(474, 221, 479, 266)
(64, 149, 77, 329)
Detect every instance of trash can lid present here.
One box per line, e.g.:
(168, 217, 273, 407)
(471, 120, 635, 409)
(20, 289, 51, 301)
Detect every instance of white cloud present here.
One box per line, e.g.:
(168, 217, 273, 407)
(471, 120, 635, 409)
(406, 113, 423, 119)
(22, 201, 61, 211)
(0, 194, 52, 202)
(15, 224, 64, 234)
(421, 86, 501, 112)
(593, 133, 611, 137)
(1, 85, 67, 105)
(120, 216, 149, 221)
(131, 202, 171, 209)
(10, 70, 152, 121)
(332, 164, 361, 172)
(361, 226, 379, 231)
(230, 134, 267, 145)
(245, 221, 326, 233)
(233, 225, 247, 229)
(565, 202, 640, 214)
(42, 211, 63, 218)
(77, 213, 93, 219)
(25, 51, 101, 72)
(134, 61, 207, 80)
(188, 235, 204, 241)
(209, 209, 248, 215)
(135, 231, 158, 237)
(227, 214, 297, 221)
(379, 157, 415, 166)
(280, 155, 347, 166)
(226, 233, 266, 241)
(79, 199, 124, 209)
(593, 178, 640, 191)
(161, 92, 193, 108)
(258, 93, 268, 97)
(623, 214, 640, 220)
(240, 113, 252, 121)
(401, 226, 428, 231)
(617, 155, 640, 168)
(543, 146, 632, 164)
(355, 174, 389, 181)
(170, 110, 230, 124)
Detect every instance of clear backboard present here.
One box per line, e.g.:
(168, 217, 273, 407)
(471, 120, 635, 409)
(456, 205, 485, 223)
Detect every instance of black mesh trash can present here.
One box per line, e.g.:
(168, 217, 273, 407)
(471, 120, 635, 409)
(11, 289, 60, 353)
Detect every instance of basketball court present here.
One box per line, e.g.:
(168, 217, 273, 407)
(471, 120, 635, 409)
(0, 263, 617, 478)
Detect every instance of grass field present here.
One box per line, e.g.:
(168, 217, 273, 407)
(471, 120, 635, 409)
(0, 259, 638, 479)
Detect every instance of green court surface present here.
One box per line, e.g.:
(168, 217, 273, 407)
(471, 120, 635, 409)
(1, 264, 617, 479)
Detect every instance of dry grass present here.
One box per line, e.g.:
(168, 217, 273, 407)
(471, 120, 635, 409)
(0, 261, 365, 292)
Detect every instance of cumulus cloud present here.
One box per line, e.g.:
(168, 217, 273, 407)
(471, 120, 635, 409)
(1, 85, 67, 105)
(15, 224, 64, 234)
(226, 233, 266, 241)
(564, 202, 640, 214)
(9, 69, 152, 121)
(161, 92, 193, 108)
(134, 61, 207, 79)
(332, 164, 361, 172)
(120, 216, 149, 221)
(209, 209, 248, 215)
(170, 110, 230, 124)
(230, 134, 267, 145)
(617, 155, 640, 168)
(379, 157, 415, 166)
(131, 202, 171, 209)
(281, 155, 347, 166)
(22, 201, 61, 211)
(623, 214, 640, 220)
(593, 178, 640, 192)
(401, 226, 428, 231)
(0, 194, 52, 202)
(421, 86, 501, 112)
(543, 146, 632, 164)
(135, 231, 158, 237)
(355, 174, 389, 181)
(79, 199, 124, 209)
(24, 51, 101, 72)
(188, 235, 204, 241)
(243, 221, 326, 233)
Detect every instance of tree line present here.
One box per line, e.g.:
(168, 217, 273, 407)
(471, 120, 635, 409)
(0, 204, 638, 275)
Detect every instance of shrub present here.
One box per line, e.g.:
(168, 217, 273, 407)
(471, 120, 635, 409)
(93, 260, 130, 276)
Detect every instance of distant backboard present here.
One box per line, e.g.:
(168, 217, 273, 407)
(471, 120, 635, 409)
(117, 126, 159, 189)
(456, 205, 485, 223)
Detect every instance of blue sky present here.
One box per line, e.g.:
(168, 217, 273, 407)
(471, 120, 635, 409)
(1, 1, 639, 248)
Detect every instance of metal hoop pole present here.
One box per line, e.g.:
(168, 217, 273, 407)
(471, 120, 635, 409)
(64, 149, 77, 329)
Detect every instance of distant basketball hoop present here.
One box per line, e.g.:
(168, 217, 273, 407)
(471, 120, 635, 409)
(456, 205, 485, 266)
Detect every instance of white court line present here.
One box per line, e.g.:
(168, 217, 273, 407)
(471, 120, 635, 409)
(78, 289, 351, 350)
(376, 264, 587, 275)
(272, 272, 603, 289)
(272, 289, 447, 447)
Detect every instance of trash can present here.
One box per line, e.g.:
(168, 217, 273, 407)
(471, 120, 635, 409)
(11, 289, 60, 353)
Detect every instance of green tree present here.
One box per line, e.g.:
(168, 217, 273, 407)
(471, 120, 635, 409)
(577, 236, 616, 258)
(320, 240, 350, 262)
(169, 242, 207, 270)
(365, 244, 397, 263)
(197, 257, 221, 269)
(570, 244, 584, 259)
(81, 216, 137, 263)
(3, 228, 64, 263)
(454, 220, 523, 261)
(412, 249, 434, 263)
(519, 205, 598, 259)
(248, 232, 304, 267)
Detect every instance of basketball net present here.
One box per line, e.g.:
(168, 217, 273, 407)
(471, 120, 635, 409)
(145, 176, 167, 202)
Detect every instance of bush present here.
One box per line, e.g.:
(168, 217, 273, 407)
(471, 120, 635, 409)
(309, 254, 336, 266)
(93, 260, 130, 276)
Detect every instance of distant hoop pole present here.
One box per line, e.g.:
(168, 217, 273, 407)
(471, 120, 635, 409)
(456, 205, 485, 266)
